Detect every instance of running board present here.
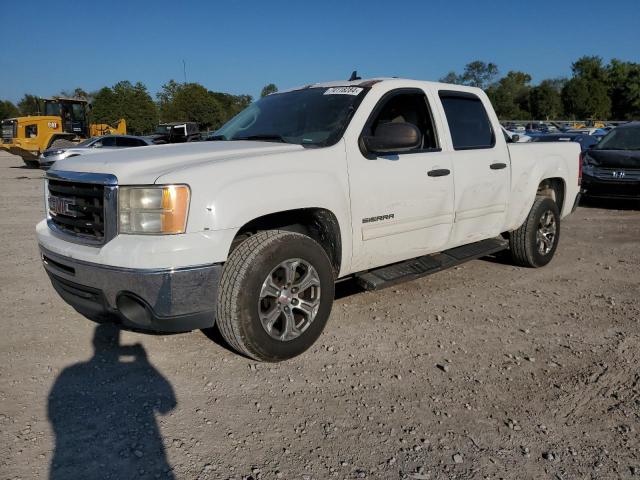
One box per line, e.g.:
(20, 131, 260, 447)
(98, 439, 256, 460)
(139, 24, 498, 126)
(355, 237, 508, 291)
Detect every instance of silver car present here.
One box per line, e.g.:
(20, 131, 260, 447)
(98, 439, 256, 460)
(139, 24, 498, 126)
(39, 135, 157, 168)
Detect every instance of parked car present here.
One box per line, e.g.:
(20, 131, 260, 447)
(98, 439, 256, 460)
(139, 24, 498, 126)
(530, 132, 600, 151)
(501, 126, 531, 143)
(565, 128, 603, 136)
(581, 121, 640, 199)
(151, 122, 201, 143)
(39, 135, 157, 168)
(37, 78, 580, 361)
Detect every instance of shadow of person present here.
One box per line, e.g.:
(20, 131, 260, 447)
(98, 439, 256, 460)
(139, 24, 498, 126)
(48, 323, 177, 479)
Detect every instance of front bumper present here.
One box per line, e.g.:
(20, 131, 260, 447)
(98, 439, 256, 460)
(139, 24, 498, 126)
(581, 173, 640, 199)
(40, 246, 221, 332)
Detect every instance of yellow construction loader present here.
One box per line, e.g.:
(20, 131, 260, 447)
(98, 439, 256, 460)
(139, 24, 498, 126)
(0, 97, 126, 167)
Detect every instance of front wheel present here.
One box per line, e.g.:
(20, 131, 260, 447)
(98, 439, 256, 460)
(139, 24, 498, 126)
(509, 196, 561, 268)
(216, 230, 335, 361)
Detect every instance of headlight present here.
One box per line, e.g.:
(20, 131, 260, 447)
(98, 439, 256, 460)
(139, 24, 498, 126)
(43, 149, 65, 157)
(118, 185, 190, 234)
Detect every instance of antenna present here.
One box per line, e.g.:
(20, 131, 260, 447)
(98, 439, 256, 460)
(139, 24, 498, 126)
(349, 70, 361, 81)
(183, 60, 187, 84)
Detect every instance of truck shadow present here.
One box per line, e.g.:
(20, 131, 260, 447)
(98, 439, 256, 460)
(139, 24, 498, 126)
(47, 323, 177, 479)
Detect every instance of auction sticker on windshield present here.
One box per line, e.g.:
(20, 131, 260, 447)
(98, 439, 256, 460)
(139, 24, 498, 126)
(324, 87, 363, 95)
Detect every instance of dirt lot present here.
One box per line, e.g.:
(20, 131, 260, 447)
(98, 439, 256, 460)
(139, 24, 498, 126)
(0, 150, 638, 480)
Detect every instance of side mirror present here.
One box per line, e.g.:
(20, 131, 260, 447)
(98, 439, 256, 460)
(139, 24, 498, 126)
(93, 142, 102, 148)
(511, 134, 520, 143)
(362, 122, 421, 154)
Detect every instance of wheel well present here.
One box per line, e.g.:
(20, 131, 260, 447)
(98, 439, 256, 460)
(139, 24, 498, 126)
(537, 178, 565, 213)
(231, 208, 342, 275)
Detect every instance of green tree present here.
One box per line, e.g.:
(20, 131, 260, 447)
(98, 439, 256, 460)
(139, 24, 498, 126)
(562, 77, 610, 119)
(17, 94, 41, 115)
(158, 81, 222, 129)
(90, 87, 118, 125)
(461, 61, 499, 89)
(487, 71, 532, 119)
(607, 59, 640, 120)
(439, 72, 460, 84)
(561, 56, 611, 119)
(260, 83, 278, 97)
(91, 81, 157, 135)
(0, 100, 20, 120)
(60, 88, 90, 100)
(210, 92, 252, 122)
(529, 79, 564, 119)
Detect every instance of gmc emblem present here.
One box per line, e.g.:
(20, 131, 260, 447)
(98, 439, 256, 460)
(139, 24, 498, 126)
(49, 196, 78, 217)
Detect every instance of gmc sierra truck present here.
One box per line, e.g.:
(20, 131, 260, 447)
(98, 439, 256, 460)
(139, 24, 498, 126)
(37, 78, 581, 361)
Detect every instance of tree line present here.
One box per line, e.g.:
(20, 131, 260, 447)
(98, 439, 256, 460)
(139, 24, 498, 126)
(1, 55, 638, 133)
(441, 56, 640, 121)
(0, 81, 264, 136)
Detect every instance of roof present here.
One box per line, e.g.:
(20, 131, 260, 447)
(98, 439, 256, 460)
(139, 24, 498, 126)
(158, 122, 198, 127)
(43, 96, 88, 103)
(277, 77, 485, 96)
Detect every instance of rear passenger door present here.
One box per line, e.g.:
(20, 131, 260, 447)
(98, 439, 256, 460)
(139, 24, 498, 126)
(437, 91, 510, 245)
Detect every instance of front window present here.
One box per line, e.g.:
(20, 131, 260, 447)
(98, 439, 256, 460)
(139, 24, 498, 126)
(44, 102, 61, 117)
(77, 137, 98, 147)
(214, 86, 368, 147)
(595, 125, 640, 151)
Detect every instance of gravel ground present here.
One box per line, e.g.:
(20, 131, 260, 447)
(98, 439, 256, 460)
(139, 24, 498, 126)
(0, 150, 639, 480)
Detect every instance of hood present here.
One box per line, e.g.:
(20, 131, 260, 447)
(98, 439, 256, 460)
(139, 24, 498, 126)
(585, 149, 640, 169)
(51, 141, 305, 184)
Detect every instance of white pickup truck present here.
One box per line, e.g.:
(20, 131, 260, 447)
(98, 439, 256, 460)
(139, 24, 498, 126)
(37, 78, 581, 361)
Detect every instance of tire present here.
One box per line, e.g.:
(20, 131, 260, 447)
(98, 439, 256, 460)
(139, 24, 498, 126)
(49, 138, 76, 149)
(509, 196, 561, 268)
(216, 230, 335, 361)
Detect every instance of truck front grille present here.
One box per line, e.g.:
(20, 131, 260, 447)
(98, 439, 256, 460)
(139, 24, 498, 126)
(48, 179, 106, 241)
(590, 166, 640, 181)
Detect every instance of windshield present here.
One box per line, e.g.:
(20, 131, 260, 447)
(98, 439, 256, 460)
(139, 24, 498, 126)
(595, 126, 640, 150)
(214, 86, 368, 146)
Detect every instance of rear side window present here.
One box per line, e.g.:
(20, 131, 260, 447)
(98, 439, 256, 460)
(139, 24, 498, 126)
(439, 92, 495, 150)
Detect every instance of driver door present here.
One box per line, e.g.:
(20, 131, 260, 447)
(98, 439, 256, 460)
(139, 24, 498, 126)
(347, 89, 455, 271)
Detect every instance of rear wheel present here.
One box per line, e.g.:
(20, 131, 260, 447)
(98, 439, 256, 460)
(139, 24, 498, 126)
(509, 196, 560, 267)
(216, 230, 335, 361)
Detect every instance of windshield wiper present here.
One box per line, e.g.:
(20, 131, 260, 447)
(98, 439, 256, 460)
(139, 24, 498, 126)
(233, 134, 287, 143)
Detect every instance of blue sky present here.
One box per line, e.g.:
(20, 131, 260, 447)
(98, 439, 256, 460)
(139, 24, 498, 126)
(1, 0, 639, 103)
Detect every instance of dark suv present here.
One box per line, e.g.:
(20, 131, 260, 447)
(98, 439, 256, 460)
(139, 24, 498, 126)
(581, 122, 640, 199)
(151, 122, 201, 143)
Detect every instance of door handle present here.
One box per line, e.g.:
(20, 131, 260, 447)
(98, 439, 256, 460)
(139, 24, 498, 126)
(427, 168, 451, 177)
(490, 162, 507, 170)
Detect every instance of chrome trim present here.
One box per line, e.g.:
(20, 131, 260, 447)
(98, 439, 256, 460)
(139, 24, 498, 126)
(40, 246, 220, 319)
(45, 170, 119, 247)
(46, 170, 118, 185)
